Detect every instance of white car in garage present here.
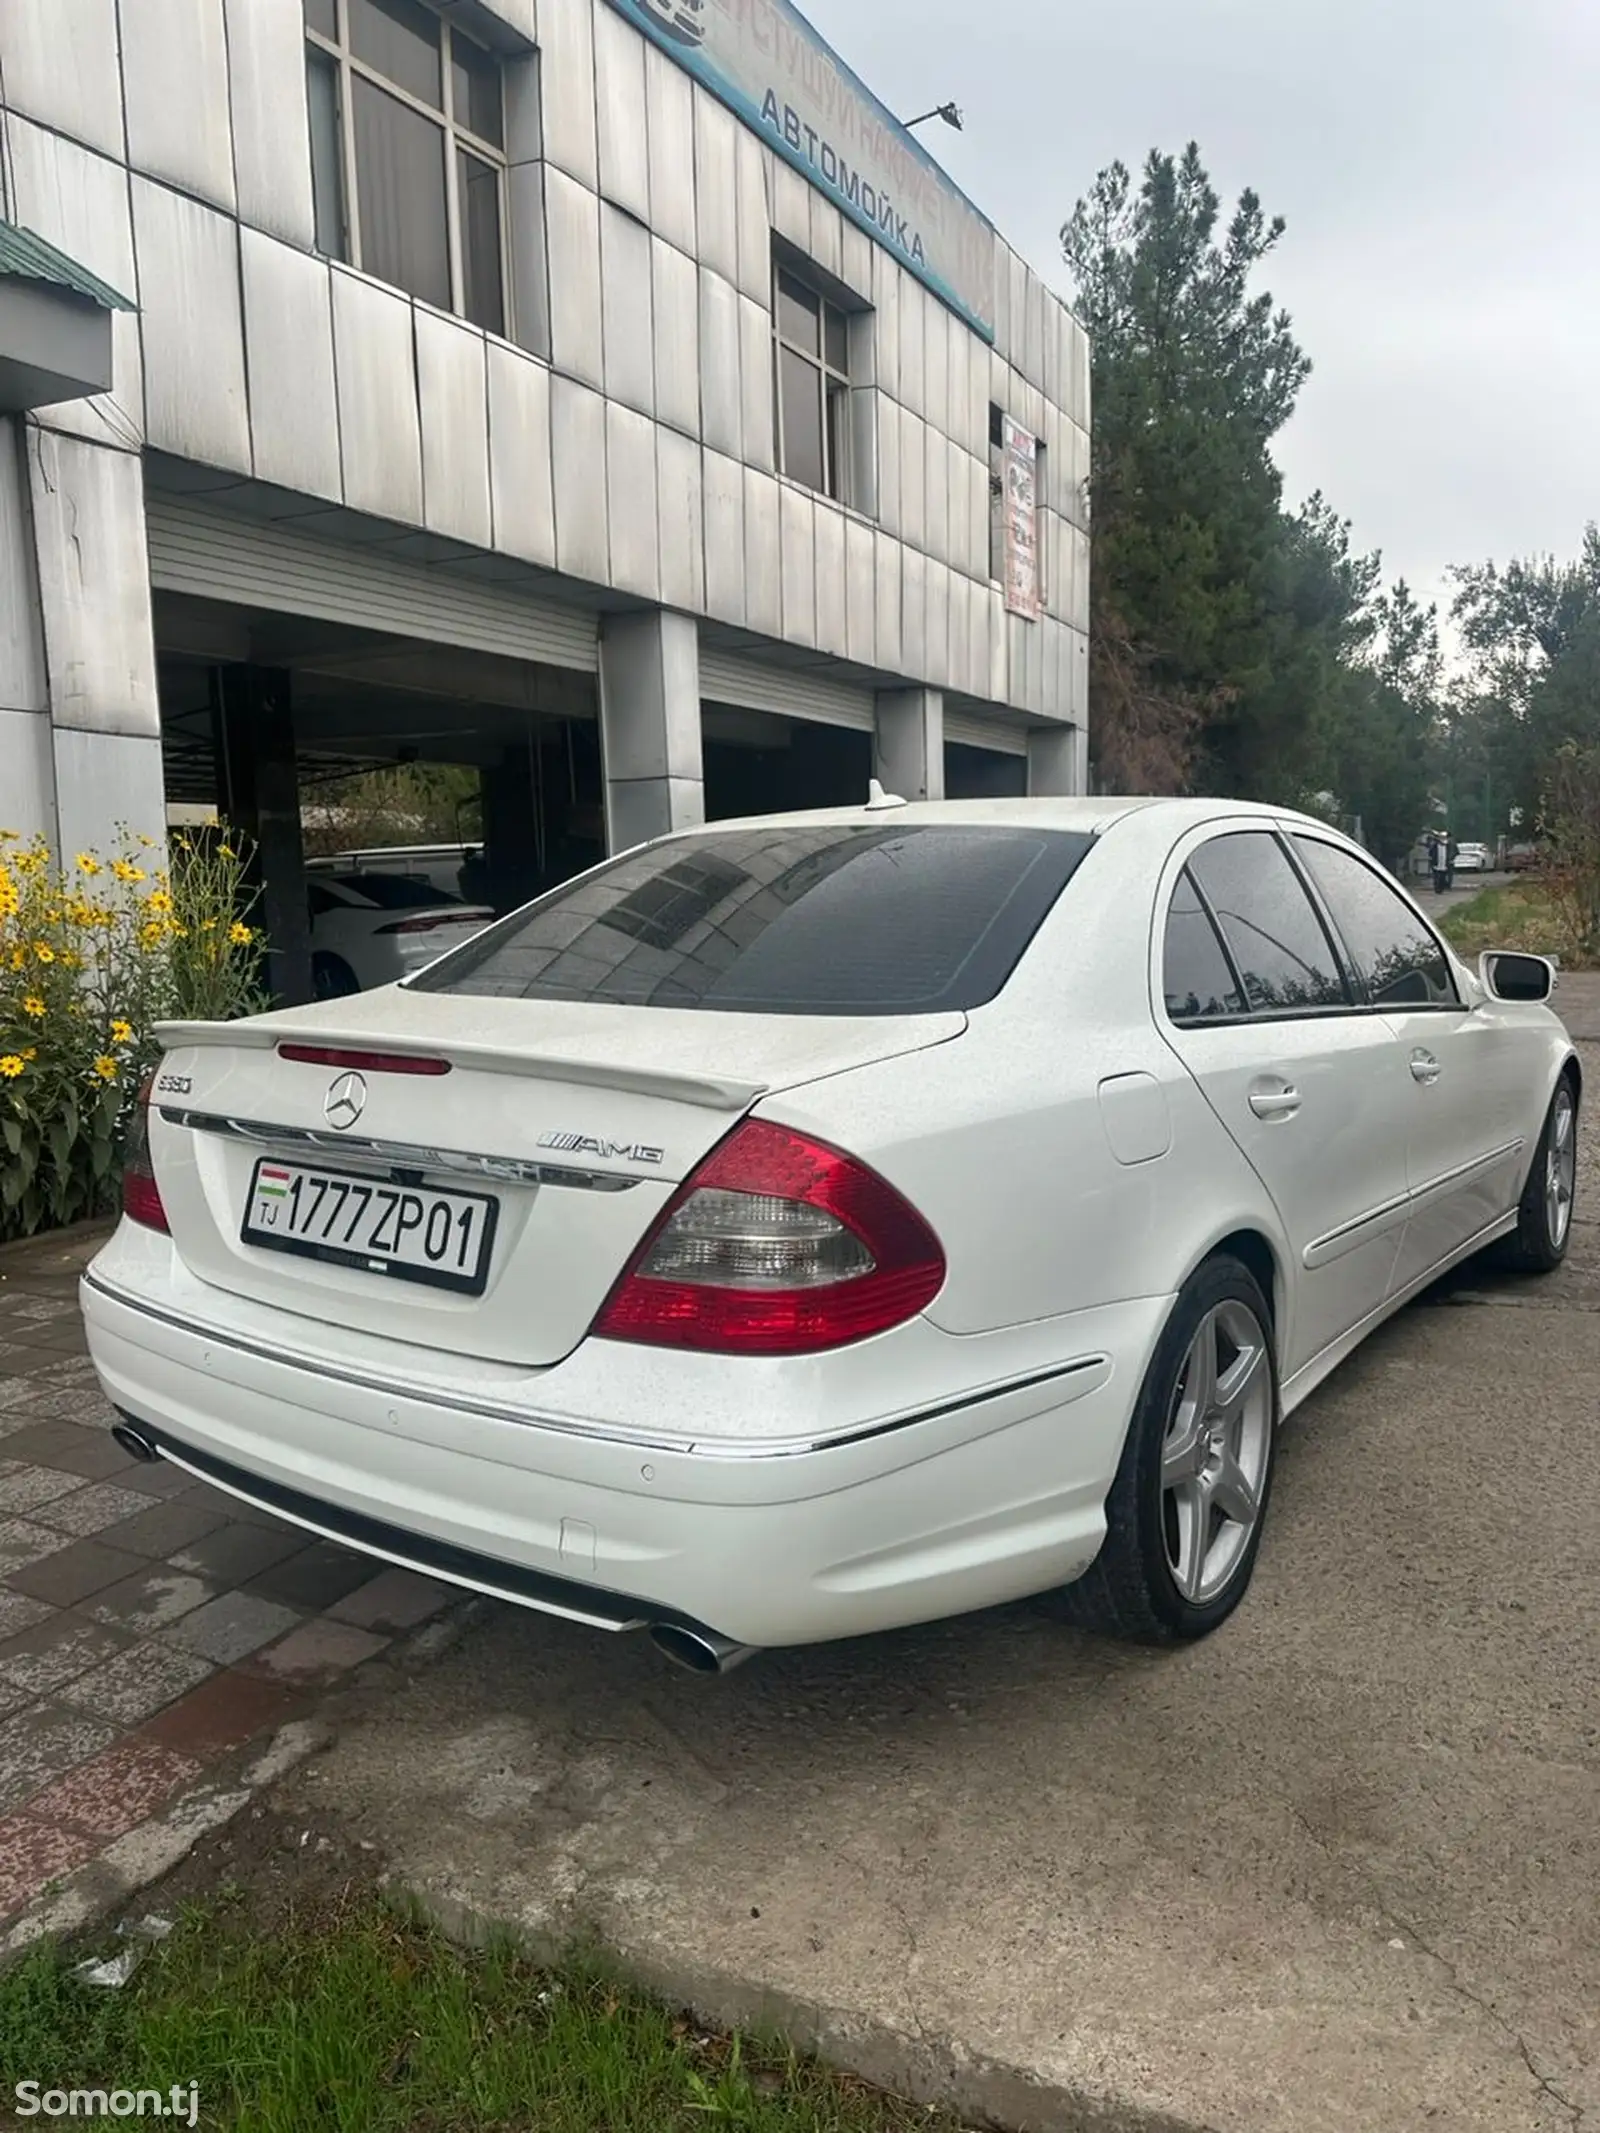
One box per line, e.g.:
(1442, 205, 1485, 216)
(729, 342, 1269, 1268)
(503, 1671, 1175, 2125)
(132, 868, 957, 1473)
(84, 800, 1578, 1670)
(309, 873, 495, 998)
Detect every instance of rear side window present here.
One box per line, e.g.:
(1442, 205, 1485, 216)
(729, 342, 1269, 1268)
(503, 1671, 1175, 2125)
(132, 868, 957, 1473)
(1188, 833, 1349, 1015)
(412, 824, 1093, 1015)
(1293, 838, 1458, 1007)
(1163, 869, 1245, 1022)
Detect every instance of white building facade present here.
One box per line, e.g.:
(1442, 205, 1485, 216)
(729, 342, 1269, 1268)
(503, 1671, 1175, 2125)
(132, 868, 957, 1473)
(0, 0, 1090, 995)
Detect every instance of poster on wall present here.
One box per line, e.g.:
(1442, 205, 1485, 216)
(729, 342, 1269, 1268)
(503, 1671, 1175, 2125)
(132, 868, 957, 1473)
(1001, 417, 1040, 621)
(609, 0, 997, 341)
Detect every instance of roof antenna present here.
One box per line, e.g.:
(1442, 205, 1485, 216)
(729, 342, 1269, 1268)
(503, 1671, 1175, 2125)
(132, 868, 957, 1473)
(865, 778, 908, 811)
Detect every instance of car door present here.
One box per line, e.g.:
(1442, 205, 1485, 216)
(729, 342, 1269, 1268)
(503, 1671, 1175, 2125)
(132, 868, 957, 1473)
(1159, 830, 1414, 1381)
(1290, 835, 1530, 1289)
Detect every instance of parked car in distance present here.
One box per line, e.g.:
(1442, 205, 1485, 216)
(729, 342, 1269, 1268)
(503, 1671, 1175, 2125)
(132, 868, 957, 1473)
(1505, 843, 1544, 872)
(85, 799, 1580, 1674)
(1453, 842, 1490, 873)
(309, 874, 494, 998)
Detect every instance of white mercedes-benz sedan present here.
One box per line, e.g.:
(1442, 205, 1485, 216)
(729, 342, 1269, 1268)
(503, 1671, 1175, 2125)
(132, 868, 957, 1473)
(82, 799, 1579, 1671)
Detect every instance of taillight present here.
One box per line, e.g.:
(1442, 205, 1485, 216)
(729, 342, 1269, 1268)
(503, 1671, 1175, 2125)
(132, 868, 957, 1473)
(122, 1070, 170, 1234)
(376, 916, 469, 935)
(594, 1120, 945, 1355)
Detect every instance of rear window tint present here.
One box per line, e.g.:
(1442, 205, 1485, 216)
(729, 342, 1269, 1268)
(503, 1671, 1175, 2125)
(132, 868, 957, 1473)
(326, 874, 461, 909)
(412, 824, 1093, 1015)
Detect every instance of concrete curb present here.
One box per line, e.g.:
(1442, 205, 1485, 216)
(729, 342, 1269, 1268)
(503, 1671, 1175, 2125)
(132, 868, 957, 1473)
(395, 1879, 1210, 2133)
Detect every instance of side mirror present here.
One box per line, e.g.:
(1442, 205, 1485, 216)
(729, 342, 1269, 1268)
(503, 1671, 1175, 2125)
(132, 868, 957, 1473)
(1479, 950, 1557, 1004)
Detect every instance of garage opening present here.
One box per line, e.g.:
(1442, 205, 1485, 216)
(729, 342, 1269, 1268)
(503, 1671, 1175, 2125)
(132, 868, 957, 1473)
(945, 739, 1027, 799)
(154, 591, 601, 1007)
(701, 703, 872, 821)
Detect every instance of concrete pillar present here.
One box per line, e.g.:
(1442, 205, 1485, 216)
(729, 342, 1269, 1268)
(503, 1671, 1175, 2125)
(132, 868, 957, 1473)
(481, 735, 543, 915)
(873, 688, 944, 801)
(216, 665, 314, 1008)
(0, 417, 53, 844)
(5, 423, 165, 857)
(1027, 723, 1087, 798)
(598, 611, 704, 853)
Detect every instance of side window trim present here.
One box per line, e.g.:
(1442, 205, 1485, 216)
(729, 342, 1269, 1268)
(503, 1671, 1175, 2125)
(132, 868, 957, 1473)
(1276, 831, 1366, 1006)
(1177, 830, 1355, 1025)
(1164, 863, 1251, 1027)
(1287, 832, 1462, 1011)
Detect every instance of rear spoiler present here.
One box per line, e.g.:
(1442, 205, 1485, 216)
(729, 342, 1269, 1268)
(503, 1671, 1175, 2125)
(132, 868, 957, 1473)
(152, 1020, 766, 1113)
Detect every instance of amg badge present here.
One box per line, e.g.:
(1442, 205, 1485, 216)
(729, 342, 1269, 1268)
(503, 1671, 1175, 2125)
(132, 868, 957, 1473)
(537, 1132, 665, 1165)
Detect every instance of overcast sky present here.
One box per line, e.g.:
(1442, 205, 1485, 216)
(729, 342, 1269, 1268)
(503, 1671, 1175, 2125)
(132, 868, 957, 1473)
(804, 0, 1599, 622)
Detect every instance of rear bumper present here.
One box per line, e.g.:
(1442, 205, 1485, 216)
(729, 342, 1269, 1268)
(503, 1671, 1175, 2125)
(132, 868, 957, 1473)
(82, 1259, 1165, 1650)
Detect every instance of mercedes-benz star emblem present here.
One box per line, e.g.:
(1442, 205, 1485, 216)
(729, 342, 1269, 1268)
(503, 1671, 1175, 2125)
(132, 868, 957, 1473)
(323, 1070, 367, 1130)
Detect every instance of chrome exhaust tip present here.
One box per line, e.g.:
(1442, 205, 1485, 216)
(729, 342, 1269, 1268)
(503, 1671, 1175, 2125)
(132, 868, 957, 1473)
(111, 1423, 162, 1464)
(648, 1623, 759, 1675)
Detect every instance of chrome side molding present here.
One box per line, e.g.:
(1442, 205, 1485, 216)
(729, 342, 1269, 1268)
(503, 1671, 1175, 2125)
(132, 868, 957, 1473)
(83, 1269, 1106, 1460)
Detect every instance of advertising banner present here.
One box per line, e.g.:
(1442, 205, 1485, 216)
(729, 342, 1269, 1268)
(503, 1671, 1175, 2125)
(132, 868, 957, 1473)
(1001, 416, 1040, 620)
(608, 0, 998, 341)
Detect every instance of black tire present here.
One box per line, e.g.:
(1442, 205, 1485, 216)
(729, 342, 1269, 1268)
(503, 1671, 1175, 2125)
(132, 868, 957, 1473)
(1065, 1255, 1279, 1644)
(1496, 1073, 1579, 1275)
(312, 952, 359, 1000)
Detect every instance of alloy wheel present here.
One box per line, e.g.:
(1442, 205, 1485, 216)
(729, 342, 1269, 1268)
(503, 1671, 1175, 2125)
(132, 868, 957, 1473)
(1546, 1084, 1577, 1250)
(1159, 1300, 1274, 1606)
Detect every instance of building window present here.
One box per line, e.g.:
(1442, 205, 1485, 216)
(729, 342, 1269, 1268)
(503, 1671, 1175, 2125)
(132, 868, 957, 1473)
(305, 0, 507, 336)
(773, 261, 854, 504)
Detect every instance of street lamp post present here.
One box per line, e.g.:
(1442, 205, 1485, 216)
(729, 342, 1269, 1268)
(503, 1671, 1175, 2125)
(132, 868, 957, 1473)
(902, 101, 963, 134)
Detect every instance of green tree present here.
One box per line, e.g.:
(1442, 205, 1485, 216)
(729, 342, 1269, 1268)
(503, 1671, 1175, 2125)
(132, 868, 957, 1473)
(301, 761, 481, 857)
(1445, 528, 1600, 833)
(1062, 144, 1310, 793)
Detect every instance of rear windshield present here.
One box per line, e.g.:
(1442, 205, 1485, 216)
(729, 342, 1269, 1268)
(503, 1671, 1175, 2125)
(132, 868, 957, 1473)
(329, 874, 461, 909)
(411, 824, 1093, 1015)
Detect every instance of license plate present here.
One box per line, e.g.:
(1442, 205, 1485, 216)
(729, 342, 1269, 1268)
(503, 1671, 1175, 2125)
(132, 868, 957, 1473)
(241, 1159, 498, 1295)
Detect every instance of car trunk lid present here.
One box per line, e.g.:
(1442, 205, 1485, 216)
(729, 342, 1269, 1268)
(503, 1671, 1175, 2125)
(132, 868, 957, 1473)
(147, 990, 964, 1367)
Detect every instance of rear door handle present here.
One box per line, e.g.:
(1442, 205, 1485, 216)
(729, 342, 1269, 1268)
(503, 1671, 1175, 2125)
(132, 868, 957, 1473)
(1410, 1049, 1441, 1085)
(1248, 1084, 1301, 1120)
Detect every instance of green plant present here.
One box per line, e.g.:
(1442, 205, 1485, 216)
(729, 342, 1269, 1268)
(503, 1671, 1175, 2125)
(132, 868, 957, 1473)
(1539, 741, 1600, 961)
(0, 827, 267, 1241)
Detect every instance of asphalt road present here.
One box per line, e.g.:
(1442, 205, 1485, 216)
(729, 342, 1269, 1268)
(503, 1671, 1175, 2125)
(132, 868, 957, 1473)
(288, 1011, 1600, 2133)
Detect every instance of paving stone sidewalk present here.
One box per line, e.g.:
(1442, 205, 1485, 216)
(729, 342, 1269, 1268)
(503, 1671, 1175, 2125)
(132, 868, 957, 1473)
(0, 1223, 453, 1928)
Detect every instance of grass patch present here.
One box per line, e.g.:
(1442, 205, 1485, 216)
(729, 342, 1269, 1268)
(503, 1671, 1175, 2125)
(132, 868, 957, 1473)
(0, 1885, 951, 2132)
(1439, 880, 1577, 962)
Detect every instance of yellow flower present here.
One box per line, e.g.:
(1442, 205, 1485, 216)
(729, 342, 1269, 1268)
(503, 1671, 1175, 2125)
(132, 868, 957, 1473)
(112, 859, 146, 883)
(110, 1018, 134, 1045)
(60, 950, 82, 971)
(218, 843, 237, 859)
(20, 1046, 36, 1061)
(22, 994, 45, 1018)
(145, 889, 173, 916)
(0, 1055, 25, 1079)
(138, 920, 165, 952)
(76, 852, 101, 875)
(0, 866, 17, 922)
(229, 920, 255, 946)
(32, 942, 55, 964)
(92, 1055, 118, 1083)
(137, 834, 155, 848)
